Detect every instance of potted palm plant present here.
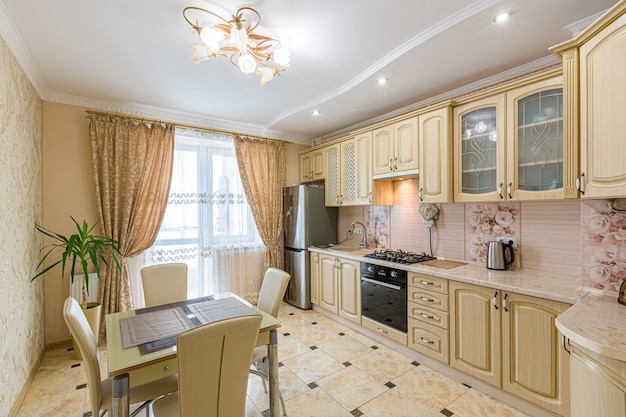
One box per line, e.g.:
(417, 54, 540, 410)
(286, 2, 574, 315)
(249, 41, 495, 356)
(32, 216, 122, 350)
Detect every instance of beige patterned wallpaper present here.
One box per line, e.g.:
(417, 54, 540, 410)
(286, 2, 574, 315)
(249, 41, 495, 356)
(0, 36, 45, 415)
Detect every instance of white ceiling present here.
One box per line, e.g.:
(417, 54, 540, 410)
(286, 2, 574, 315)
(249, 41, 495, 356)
(0, 0, 618, 143)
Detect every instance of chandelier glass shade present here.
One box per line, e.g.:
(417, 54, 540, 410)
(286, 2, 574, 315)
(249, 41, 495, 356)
(183, 6, 290, 85)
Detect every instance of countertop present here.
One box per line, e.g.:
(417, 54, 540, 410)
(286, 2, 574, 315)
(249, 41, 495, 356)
(310, 246, 626, 362)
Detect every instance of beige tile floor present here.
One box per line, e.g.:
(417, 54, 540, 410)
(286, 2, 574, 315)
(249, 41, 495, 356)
(16, 303, 531, 417)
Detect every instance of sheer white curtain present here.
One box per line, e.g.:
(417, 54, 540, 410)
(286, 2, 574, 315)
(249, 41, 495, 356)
(132, 129, 265, 307)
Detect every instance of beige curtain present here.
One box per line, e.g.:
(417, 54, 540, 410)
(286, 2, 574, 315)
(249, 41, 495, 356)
(88, 113, 175, 340)
(234, 135, 288, 270)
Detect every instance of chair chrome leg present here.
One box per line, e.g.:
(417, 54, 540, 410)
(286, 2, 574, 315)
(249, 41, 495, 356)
(249, 369, 287, 416)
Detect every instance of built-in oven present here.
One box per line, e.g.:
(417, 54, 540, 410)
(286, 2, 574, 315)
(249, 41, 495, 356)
(360, 262, 407, 333)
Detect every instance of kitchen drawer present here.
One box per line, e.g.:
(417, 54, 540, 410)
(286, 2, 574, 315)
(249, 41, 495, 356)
(408, 287, 448, 311)
(361, 316, 407, 346)
(408, 317, 449, 364)
(409, 273, 448, 294)
(408, 301, 449, 329)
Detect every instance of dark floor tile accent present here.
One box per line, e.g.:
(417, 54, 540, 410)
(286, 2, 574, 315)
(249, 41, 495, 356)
(310, 345, 318, 350)
(76, 383, 87, 390)
(289, 312, 295, 315)
(71, 363, 80, 368)
(308, 382, 318, 389)
(311, 321, 318, 325)
(338, 332, 345, 336)
(278, 362, 284, 367)
(83, 412, 92, 417)
(261, 409, 270, 417)
(462, 382, 472, 389)
(385, 381, 396, 389)
(411, 360, 421, 367)
(343, 361, 352, 367)
(371, 345, 379, 350)
(351, 409, 364, 417)
(283, 332, 291, 336)
(440, 408, 454, 416)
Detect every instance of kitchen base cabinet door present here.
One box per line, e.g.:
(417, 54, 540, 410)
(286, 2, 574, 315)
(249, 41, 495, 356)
(502, 293, 570, 416)
(450, 282, 502, 387)
(319, 254, 339, 314)
(338, 258, 361, 323)
(569, 342, 626, 417)
(408, 317, 449, 363)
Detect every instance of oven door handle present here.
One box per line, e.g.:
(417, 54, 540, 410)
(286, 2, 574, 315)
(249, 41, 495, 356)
(362, 277, 402, 291)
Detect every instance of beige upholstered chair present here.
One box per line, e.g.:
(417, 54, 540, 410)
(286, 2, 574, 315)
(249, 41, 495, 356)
(141, 262, 188, 307)
(249, 267, 290, 415)
(63, 297, 178, 417)
(151, 314, 263, 417)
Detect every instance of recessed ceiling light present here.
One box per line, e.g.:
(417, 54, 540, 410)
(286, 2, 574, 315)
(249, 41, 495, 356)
(494, 12, 510, 23)
(377, 78, 387, 85)
(312, 110, 320, 116)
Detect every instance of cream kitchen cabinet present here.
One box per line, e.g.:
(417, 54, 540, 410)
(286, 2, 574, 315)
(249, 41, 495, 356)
(454, 73, 568, 202)
(372, 117, 419, 178)
(551, 2, 626, 198)
(568, 341, 626, 417)
(418, 105, 453, 203)
(310, 252, 320, 305)
(450, 281, 570, 415)
(299, 148, 325, 183)
(325, 135, 392, 207)
(316, 253, 361, 323)
(407, 273, 449, 363)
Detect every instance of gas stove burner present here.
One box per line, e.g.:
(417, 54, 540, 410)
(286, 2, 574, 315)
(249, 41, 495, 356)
(364, 249, 436, 264)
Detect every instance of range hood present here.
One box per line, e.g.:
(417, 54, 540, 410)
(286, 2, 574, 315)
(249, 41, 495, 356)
(372, 169, 419, 181)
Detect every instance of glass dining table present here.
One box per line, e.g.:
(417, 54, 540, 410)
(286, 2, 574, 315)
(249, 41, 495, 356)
(105, 292, 282, 416)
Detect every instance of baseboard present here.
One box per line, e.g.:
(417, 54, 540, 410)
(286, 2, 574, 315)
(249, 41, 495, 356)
(7, 346, 47, 417)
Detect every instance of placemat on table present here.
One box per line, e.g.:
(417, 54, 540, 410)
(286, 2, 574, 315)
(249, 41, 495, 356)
(120, 306, 194, 349)
(422, 259, 467, 269)
(187, 297, 260, 324)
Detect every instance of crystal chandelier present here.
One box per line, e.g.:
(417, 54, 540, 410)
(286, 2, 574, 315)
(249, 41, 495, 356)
(183, 6, 290, 85)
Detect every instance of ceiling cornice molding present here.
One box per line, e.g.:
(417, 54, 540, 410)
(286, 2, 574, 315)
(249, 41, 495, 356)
(316, 54, 561, 143)
(565, 9, 608, 37)
(263, 0, 503, 131)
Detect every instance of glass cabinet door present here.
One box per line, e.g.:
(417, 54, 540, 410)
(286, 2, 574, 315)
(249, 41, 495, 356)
(516, 88, 563, 192)
(454, 94, 506, 202)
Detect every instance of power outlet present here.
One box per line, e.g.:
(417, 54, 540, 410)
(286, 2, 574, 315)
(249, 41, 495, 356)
(496, 236, 518, 247)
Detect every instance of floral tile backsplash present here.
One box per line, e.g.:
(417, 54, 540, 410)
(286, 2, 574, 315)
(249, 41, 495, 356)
(582, 199, 626, 292)
(465, 203, 520, 264)
(365, 206, 390, 249)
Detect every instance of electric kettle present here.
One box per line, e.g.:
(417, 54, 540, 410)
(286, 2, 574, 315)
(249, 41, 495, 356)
(485, 240, 515, 270)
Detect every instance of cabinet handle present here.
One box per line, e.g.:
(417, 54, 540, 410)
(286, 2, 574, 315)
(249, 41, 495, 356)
(420, 296, 434, 302)
(507, 182, 512, 199)
(368, 191, 372, 203)
(420, 337, 434, 344)
(503, 293, 508, 312)
(389, 159, 393, 171)
(562, 335, 571, 355)
(498, 183, 504, 199)
(394, 157, 398, 170)
(577, 173, 585, 195)
(493, 291, 499, 310)
(420, 313, 435, 319)
(420, 280, 434, 286)
(377, 327, 388, 334)
(164, 365, 170, 371)
(419, 188, 423, 201)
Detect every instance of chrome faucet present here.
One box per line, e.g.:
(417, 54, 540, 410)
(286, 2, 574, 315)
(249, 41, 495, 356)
(348, 221, 368, 247)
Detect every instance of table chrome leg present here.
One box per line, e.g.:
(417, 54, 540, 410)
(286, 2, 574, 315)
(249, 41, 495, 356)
(268, 329, 279, 417)
(112, 373, 130, 417)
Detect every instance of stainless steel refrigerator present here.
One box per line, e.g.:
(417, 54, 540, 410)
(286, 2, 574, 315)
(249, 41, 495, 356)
(283, 184, 338, 309)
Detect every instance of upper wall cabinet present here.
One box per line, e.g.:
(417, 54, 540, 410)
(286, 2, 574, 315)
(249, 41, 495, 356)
(454, 73, 569, 202)
(372, 117, 419, 179)
(551, 1, 626, 199)
(418, 105, 453, 203)
(453, 93, 506, 202)
(299, 147, 325, 183)
(325, 134, 392, 207)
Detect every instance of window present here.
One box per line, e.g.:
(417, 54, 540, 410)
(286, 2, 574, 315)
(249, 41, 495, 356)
(146, 129, 264, 299)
